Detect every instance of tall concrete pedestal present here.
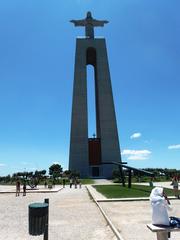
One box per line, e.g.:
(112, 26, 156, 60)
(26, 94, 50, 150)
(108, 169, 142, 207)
(69, 37, 122, 178)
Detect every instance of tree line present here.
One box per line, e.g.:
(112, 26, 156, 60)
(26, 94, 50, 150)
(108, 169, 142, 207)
(113, 167, 180, 183)
(0, 163, 65, 184)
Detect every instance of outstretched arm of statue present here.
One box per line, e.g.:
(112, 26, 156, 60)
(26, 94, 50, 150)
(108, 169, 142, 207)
(70, 20, 85, 26)
(92, 20, 109, 27)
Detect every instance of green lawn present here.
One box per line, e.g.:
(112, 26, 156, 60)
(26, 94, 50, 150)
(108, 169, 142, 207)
(81, 179, 95, 185)
(93, 184, 176, 198)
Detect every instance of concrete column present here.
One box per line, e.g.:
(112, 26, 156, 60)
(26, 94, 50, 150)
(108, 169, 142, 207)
(95, 39, 122, 177)
(69, 39, 89, 177)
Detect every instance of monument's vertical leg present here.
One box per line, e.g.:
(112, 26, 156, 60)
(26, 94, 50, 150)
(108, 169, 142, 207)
(95, 39, 122, 178)
(69, 40, 89, 177)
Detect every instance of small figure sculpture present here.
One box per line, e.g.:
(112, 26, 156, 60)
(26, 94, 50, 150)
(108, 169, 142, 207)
(70, 11, 109, 38)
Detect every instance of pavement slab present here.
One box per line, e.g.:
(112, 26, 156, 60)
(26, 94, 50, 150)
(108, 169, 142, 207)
(0, 185, 116, 240)
(99, 200, 180, 240)
(87, 181, 180, 240)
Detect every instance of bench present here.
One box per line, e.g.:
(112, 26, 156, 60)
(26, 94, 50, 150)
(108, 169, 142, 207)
(147, 224, 180, 240)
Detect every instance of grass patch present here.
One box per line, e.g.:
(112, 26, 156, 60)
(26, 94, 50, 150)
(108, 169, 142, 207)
(93, 184, 175, 198)
(81, 179, 95, 185)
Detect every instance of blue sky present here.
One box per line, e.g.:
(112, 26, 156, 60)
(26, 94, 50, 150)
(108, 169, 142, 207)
(0, 0, 180, 176)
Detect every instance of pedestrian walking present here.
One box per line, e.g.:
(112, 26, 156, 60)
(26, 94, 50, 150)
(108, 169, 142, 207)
(16, 180, 21, 197)
(63, 178, 66, 188)
(171, 176, 179, 198)
(74, 178, 77, 189)
(69, 178, 73, 188)
(79, 179, 82, 188)
(23, 182, 26, 196)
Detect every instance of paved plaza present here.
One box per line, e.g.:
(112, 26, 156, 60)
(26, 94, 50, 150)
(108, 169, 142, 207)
(0, 185, 115, 240)
(0, 182, 179, 240)
(100, 199, 180, 240)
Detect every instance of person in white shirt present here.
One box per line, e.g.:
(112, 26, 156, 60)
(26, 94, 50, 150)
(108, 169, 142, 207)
(150, 187, 171, 226)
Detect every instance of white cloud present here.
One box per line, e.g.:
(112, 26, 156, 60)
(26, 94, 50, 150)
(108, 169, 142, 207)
(130, 132, 141, 139)
(128, 155, 148, 160)
(0, 163, 6, 167)
(168, 144, 180, 150)
(121, 149, 151, 161)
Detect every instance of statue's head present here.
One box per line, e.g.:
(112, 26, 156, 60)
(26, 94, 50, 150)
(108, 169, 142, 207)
(87, 11, 92, 18)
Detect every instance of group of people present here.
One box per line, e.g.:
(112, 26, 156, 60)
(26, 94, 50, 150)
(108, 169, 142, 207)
(43, 178, 82, 189)
(60, 178, 82, 189)
(69, 178, 81, 189)
(15, 179, 27, 197)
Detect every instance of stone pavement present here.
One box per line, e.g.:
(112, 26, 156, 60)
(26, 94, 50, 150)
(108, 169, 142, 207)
(88, 181, 180, 240)
(0, 185, 116, 240)
(99, 199, 180, 240)
(0, 182, 180, 240)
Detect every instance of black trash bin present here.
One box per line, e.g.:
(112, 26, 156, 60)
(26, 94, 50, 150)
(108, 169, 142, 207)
(29, 202, 48, 236)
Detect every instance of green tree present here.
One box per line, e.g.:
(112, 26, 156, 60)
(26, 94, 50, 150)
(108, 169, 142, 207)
(49, 164, 63, 180)
(63, 170, 71, 177)
(69, 170, 80, 178)
(34, 170, 46, 177)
